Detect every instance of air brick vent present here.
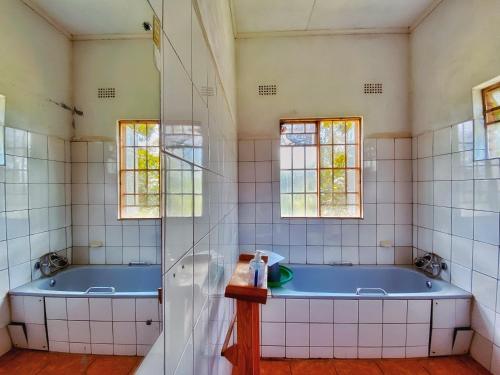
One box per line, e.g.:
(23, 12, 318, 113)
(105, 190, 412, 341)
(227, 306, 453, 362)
(363, 83, 383, 94)
(98, 88, 116, 98)
(258, 84, 277, 96)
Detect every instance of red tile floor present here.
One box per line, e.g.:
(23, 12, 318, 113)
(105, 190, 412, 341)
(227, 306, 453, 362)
(261, 356, 490, 375)
(0, 349, 489, 374)
(0, 349, 142, 374)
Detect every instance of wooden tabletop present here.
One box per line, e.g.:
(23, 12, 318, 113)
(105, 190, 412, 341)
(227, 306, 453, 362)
(224, 254, 269, 304)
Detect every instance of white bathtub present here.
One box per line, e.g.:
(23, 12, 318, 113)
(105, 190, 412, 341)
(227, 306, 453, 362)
(261, 264, 472, 360)
(8, 265, 162, 356)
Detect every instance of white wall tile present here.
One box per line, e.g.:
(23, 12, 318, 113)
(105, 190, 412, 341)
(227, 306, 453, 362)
(67, 298, 89, 320)
(383, 300, 407, 323)
(68, 320, 90, 343)
(261, 322, 285, 346)
(285, 322, 309, 346)
(333, 323, 357, 347)
(334, 300, 358, 323)
(285, 299, 309, 322)
(359, 300, 382, 323)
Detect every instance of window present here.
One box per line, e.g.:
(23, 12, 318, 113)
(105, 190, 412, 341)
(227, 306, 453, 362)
(118, 120, 161, 219)
(280, 118, 362, 218)
(482, 82, 500, 158)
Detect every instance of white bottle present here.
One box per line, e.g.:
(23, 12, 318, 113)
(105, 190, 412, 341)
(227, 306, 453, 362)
(248, 250, 265, 287)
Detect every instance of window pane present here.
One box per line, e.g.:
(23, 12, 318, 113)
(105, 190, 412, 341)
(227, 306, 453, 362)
(305, 123, 316, 133)
(487, 122, 500, 158)
(147, 124, 160, 146)
(281, 133, 315, 145)
(305, 146, 317, 168)
(292, 123, 304, 133)
(135, 123, 148, 146)
(346, 121, 357, 144)
(333, 170, 345, 192)
(281, 194, 292, 216)
(123, 171, 134, 192)
(147, 147, 160, 169)
(320, 169, 332, 192)
(292, 194, 305, 216)
(305, 170, 317, 192)
(346, 145, 357, 167)
(292, 170, 305, 193)
(135, 148, 147, 169)
(332, 121, 345, 144)
(347, 169, 359, 193)
(135, 171, 147, 194)
(148, 171, 160, 193)
(280, 170, 292, 193)
(123, 124, 135, 146)
(319, 121, 332, 144)
(320, 146, 332, 168)
(280, 147, 292, 169)
(292, 147, 305, 169)
(280, 124, 292, 134)
(333, 145, 346, 168)
(305, 194, 317, 216)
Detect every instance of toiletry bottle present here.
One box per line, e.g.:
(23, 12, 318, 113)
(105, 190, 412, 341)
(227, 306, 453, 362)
(248, 251, 265, 287)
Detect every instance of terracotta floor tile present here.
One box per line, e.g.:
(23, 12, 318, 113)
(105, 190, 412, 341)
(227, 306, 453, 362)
(261, 360, 292, 375)
(376, 359, 429, 375)
(290, 359, 337, 375)
(86, 355, 141, 375)
(421, 356, 490, 375)
(333, 359, 383, 375)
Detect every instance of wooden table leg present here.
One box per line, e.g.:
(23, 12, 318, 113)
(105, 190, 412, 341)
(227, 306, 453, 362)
(235, 300, 260, 375)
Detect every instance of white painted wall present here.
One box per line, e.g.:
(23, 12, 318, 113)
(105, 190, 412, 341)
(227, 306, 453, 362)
(0, 0, 72, 139)
(410, 0, 500, 134)
(237, 34, 410, 139)
(72, 39, 160, 139)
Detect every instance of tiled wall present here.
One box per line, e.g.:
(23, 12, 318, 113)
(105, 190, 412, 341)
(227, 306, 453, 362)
(70, 141, 161, 265)
(411, 121, 500, 371)
(10, 295, 160, 356)
(238, 138, 413, 265)
(260, 297, 470, 359)
(160, 2, 238, 375)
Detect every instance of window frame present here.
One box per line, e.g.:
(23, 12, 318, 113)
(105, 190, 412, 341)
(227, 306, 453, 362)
(118, 119, 162, 220)
(279, 117, 363, 219)
(482, 82, 500, 126)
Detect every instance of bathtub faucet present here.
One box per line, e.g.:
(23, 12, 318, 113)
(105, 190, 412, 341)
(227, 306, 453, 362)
(328, 261, 353, 266)
(414, 252, 446, 278)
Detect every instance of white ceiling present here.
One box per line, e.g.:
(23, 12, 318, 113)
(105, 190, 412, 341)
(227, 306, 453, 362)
(26, 0, 154, 37)
(232, 0, 437, 35)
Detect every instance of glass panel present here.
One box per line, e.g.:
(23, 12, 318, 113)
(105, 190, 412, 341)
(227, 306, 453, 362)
(292, 194, 305, 216)
(280, 147, 292, 169)
(147, 123, 160, 146)
(305, 123, 316, 133)
(281, 133, 315, 145)
(319, 169, 332, 192)
(292, 123, 304, 133)
(280, 124, 292, 134)
(346, 145, 357, 167)
(124, 194, 135, 206)
(182, 170, 192, 193)
(147, 147, 160, 169)
(124, 123, 135, 146)
(281, 194, 292, 216)
(135, 171, 147, 194)
(193, 171, 202, 194)
(148, 195, 160, 206)
(346, 121, 357, 144)
(320, 146, 332, 168)
(168, 171, 182, 193)
(135, 147, 147, 169)
(333, 193, 347, 205)
(333, 145, 346, 168)
(347, 193, 359, 204)
(319, 121, 332, 144)
(332, 121, 345, 144)
(484, 86, 500, 110)
(124, 148, 135, 169)
(320, 193, 333, 215)
(292, 170, 305, 193)
(280, 170, 292, 193)
(148, 171, 160, 193)
(123, 171, 134, 193)
(305, 194, 317, 217)
(305, 170, 317, 192)
(292, 147, 305, 169)
(135, 123, 148, 146)
(305, 146, 317, 168)
(333, 170, 345, 192)
(347, 169, 358, 193)
(485, 108, 500, 124)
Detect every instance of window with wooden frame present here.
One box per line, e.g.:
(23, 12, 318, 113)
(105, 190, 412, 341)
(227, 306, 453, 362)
(482, 82, 500, 158)
(280, 118, 362, 218)
(118, 120, 161, 219)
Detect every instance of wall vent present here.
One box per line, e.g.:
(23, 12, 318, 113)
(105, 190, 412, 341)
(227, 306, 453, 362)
(97, 88, 116, 98)
(363, 83, 383, 94)
(258, 84, 277, 96)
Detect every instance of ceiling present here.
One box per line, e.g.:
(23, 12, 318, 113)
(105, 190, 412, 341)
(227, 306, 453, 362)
(232, 0, 438, 36)
(24, 0, 154, 38)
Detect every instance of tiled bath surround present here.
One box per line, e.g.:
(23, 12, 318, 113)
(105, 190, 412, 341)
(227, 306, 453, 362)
(70, 141, 161, 265)
(260, 297, 471, 359)
(10, 295, 160, 355)
(238, 137, 413, 265)
(412, 121, 500, 370)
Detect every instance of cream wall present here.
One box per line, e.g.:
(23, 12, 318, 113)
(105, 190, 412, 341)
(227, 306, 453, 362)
(410, 0, 500, 134)
(0, 0, 72, 140)
(72, 39, 160, 139)
(237, 34, 410, 139)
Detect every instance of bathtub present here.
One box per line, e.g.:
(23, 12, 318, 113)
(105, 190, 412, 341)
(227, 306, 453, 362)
(260, 264, 472, 360)
(8, 265, 162, 356)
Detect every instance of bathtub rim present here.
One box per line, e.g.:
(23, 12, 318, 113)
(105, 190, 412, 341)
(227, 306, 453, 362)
(270, 264, 472, 300)
(8, 264, 161, 298)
